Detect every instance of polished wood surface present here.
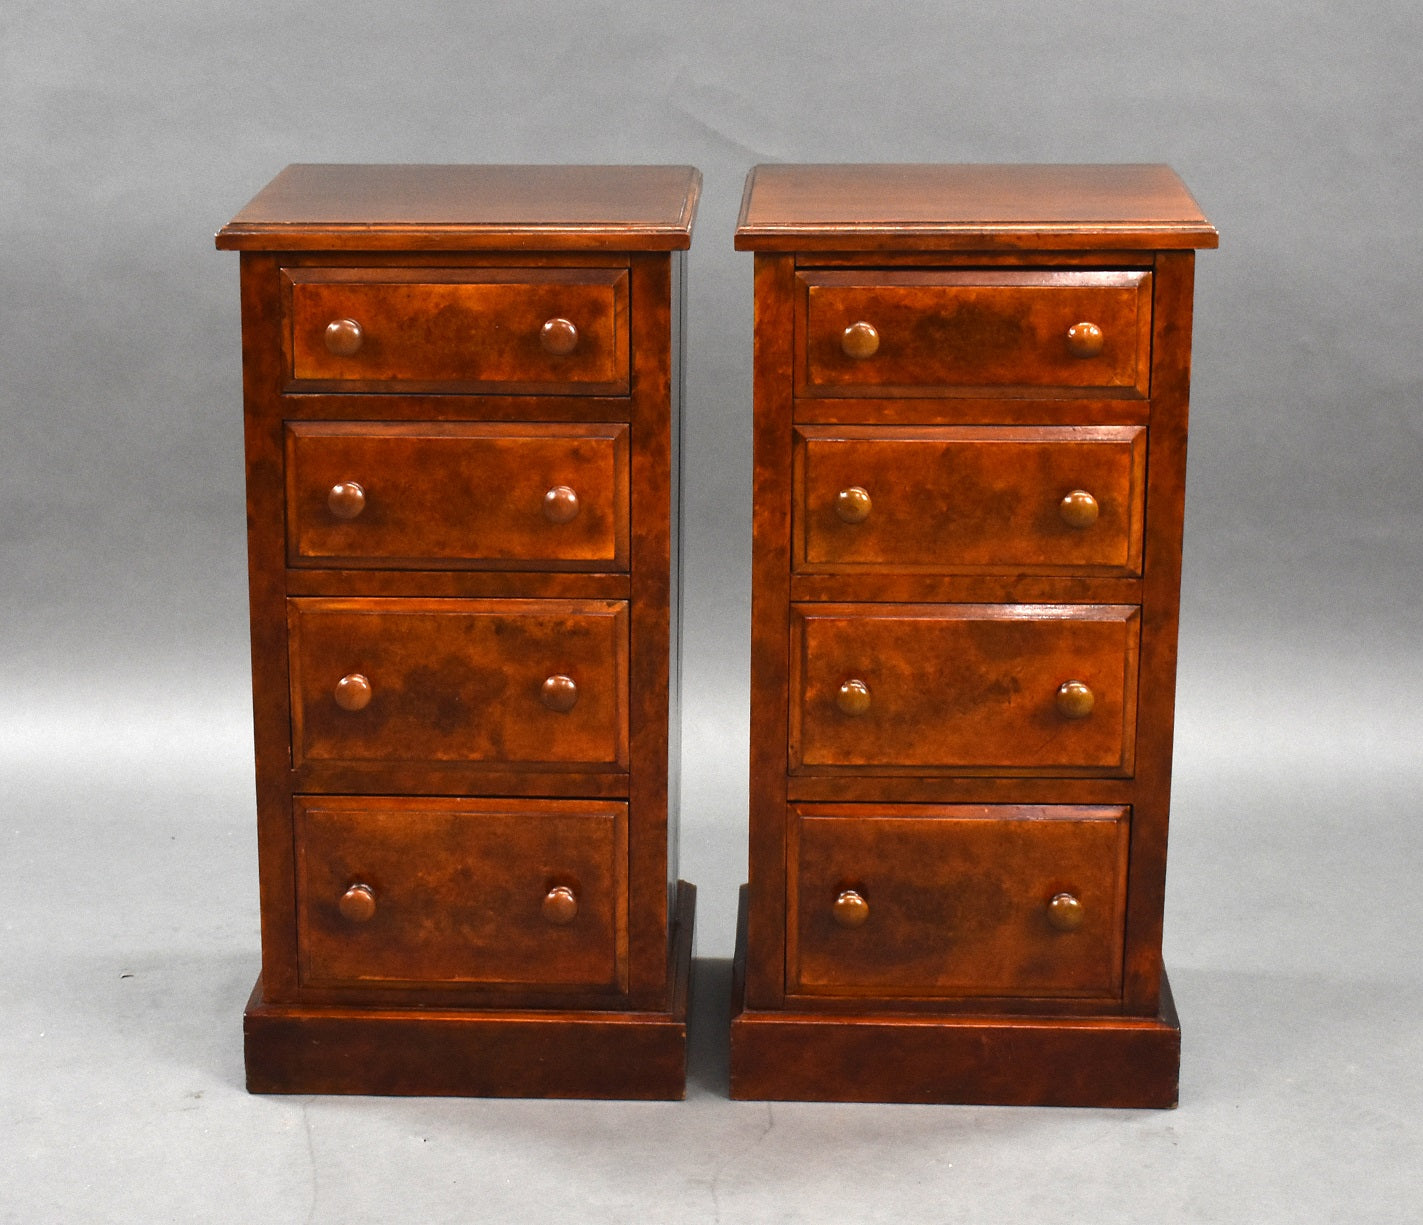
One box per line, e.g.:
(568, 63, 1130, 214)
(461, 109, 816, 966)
(288, 267, 629, 393)
(287, 597, 628, 770)
(797, 270, 1151, 398)
(285, 422, 629, 570)
(793, 425, 1145, 575)
(788, 804, 1128, 998)
(734, 164, 1213, 1106)
(221, 165, 695, 1097)
(295, 797, 626, 991)
(217, 164, 701, 252)
(245, 881, 694, 1098)
(790, 603, 1139, 774)
(732, 888, 1180, 1106)
(735, 163, 1217, 252)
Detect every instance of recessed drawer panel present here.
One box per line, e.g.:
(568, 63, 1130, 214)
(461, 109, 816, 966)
(794, 424, 1145, 576)
(788, 803, 1128, 998)
(796, 269, 1151, 398)
(288, 597, 628, 770)
(285, 422, 629, 570)
(790, 603, 1139, 775)
(286, 267, 629, 393)
(295, 796, 626, 990)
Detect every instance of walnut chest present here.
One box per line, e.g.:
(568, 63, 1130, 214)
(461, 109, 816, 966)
(730, 163, 1216, 1106)
(217, 164, 699, 1098)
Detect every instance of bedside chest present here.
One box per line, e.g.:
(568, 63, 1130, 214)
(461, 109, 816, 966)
(216, 164, 699, 1098)
(730, 164, 1216, 1107)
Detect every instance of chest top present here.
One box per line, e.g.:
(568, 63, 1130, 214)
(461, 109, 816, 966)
(216, 163, 701, 252)
(735, 163, 1216, 252)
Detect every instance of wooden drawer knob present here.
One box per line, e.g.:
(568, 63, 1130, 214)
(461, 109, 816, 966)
(1058, 489, 1099, 529)
(834, 486, 872, 524)
(324, 318, 364, 357)
(540, 317, 580, 356)
(1055, 680, 1095, 720)
(541, 674, 579, 712)
(832, 889, 870, 928)
(542, 485, 580, 523)
(334, 673, 372, 712)
(542, 884, 579, 925)
(841, 321, 880, 359)
(327, 481, 366, 520)
(1047, 892, 1085, 931)
(339, 883, 376, 923)
(836, 678, 872, 717)
(1066, 321, 1104, 359)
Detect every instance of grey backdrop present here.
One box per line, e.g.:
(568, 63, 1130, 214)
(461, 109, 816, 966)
(3, 2, 1420, 1222)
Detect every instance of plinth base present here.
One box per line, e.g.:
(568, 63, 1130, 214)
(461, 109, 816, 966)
(729, 886, 1179, 1107)
(244, 881, 695, 1099)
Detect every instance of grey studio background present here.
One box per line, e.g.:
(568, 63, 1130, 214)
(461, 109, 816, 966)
(2, 0, 1420, 1221)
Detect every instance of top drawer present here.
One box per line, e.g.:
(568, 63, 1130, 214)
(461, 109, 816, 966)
(285, 267, 629, 394)
(796, 269, 1151, 399)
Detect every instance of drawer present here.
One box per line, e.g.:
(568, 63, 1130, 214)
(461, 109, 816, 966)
(295, 796, 626, 990)
(793, 424, 1145, 576)
(285, 422, 629, 570)
(788, 803, 1128, 998)
(796, 269, 1151, 398)
(790, 603, 1138, 774)
(288, 597, 628, 770)
(285, 267, 629, 393)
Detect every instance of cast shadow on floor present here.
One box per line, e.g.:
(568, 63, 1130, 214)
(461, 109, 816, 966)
(686, 957, 734, 1100)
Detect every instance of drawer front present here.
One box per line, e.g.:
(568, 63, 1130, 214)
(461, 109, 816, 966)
(288, 598, 628, 769)
(796, 270, 1151, 398)
(295, 796, 626, 990)
(789, 804, 1128, 998)
(285, 422, 629, 570)
(790, 603, 1138, 774)
(286, 267, 629, 392)
(794, 424, 1145, 575)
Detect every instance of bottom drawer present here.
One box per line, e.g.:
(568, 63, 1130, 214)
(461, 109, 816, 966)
(789, 803, 1128, 999)
(295, 796, 626, 991)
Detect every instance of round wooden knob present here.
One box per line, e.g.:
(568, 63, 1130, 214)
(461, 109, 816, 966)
(542, 485, 580, 524)
(834, 486, 872, 524)
(1047, 892, 1085, 931)
(324, 318, 364, 357)
(836, 678, 872, 717)
(841, 321, 880, 359)
(542, 885, 579, 925)
(327, 481, 366, 520)
(334, 673, 372, 712)
(338, 883, 376, 923)
(832, 889, 870, 928)
(540, 317, 579, 356)
(541, 674, 579, 712)
(1055, 680, 1095, 720)
(1066, 321, 1104, 359)
(1058, 489, 1099, 530)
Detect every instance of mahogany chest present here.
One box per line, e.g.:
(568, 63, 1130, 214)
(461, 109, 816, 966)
(730, 164, 1216, 1106)
(217, 164, 699, 1097)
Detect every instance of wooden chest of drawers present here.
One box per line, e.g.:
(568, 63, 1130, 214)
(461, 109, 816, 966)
(217, 164, 699, 1098)
(730, 164, 1216, 1107)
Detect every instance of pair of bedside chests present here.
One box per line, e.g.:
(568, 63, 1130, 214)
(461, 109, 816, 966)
(216, 163, 1216, 1107)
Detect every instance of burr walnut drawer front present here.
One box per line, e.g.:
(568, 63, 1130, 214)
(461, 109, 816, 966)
(295, 796, 626, 991)
(288, 597, 628, 770)
(285, 267, 629, 393)
(793, 424, 1145, 575)
(788, 803, 1129, 999)
(285, 422, 629, 570)
(796, 269, 1151, 398)
(790, 603, 1139, 775)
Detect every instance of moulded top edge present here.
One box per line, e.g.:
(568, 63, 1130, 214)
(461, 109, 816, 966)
(734, 163, 1218, 251)
(216, 164, 702, 251)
